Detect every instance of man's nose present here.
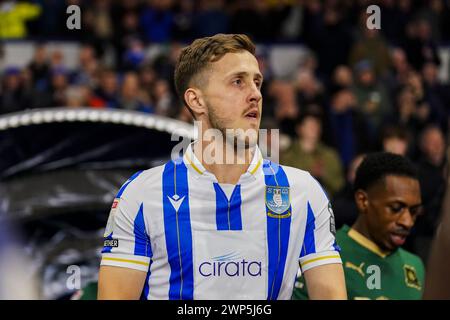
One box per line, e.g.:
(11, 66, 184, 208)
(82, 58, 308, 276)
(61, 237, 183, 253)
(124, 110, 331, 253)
(397, 209, 414, 230)
(248, 83, 262, 104)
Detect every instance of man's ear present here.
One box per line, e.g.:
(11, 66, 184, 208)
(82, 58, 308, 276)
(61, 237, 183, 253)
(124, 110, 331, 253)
(354, 189, 369, 214)
(184, 88, 206, 117)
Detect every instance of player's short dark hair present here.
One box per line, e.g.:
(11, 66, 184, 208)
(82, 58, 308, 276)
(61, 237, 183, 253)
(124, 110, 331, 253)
(353, 152, 418, 192)
(174, 34, 256, 118)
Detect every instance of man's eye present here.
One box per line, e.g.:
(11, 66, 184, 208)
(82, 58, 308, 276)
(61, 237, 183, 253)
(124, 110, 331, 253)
(389, 205, 404, 213)
(233, 79, 242, 86)
(255, 80, 261, 88)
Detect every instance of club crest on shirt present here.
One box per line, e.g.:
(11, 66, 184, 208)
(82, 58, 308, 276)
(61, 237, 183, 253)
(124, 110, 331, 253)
(265, 186, 291, 218)
(404, 265, 421, 290)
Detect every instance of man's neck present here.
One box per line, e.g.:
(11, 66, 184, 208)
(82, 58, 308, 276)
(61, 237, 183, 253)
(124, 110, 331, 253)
(351, 217, 391, 253)
(351, 217, 371, 240)
(193, 140, 255, 184)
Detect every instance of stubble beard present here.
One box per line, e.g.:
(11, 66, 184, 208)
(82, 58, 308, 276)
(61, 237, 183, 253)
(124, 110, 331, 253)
(207, 105, 256, 151)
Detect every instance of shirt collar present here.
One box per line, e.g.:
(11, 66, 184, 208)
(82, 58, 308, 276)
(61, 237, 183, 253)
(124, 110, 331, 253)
(183, 142, 263, 181)
(347, 226, 391, 258)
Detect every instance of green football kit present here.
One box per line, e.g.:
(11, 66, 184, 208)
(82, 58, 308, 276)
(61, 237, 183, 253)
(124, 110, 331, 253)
(292, 225, 425, 300)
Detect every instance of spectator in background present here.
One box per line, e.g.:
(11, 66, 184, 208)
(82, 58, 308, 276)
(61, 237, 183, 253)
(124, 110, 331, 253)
(0, 67, 29, 114)
(122, 37, 146, 70)
(118, 72, 153, 113)
(332, 154, 365, 230)
(112, 0, 143, 70)
(230, 0, 290, 43)
(329, 89, 371, 168)
(31, 0, 66, 38)
(73, 44, 99, 87)
(93, 67, 119, 108)
(295, 69, 325, 116)
(281, 113, 344, 197)
(27, 44, 50, 91)
(390, 79, 430, 141)
(151, 79, 174, 117)
(49, 67, 70, 107)
(303, 1, 353, 77)
(421, 62, 450, 131)
(351, 60, 392, 141)
(64, 85, 91, 108)
(402, 19, 441, 72)
(172, 0, 194, 41)
(385, 47, 412, 96)
(49, 49, 65, 72)
(140, 0, 174, 43)
(270, 80, 299, 138)
(410, 125, 447, 262)
(329, 65, 354, 95)
(381, 125, 410, 157)
(192, 0, 228, 38)
(379, 0, 413, 46)
(138, 63, 158, 94)
(349, 11, 391, 77)
(83, 0, 114, 57)
(0, 0, 41, 39)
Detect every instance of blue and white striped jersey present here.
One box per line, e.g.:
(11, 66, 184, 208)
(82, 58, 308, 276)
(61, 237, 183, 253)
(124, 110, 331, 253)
(100, 143, 341, 300)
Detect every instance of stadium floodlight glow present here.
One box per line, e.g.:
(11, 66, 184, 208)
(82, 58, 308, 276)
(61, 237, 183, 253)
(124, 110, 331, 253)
(76, 110, 89, 121)
(43, 111, 55, 123)
(0, 118, 8, 130)
(8, 116, 20, 128)
(144, 117, 156, 128)
(31, 112, 43, 124)
(121, 113, 133, 125)
(88, 110, 100, 122)
(55, 111, 66, 122)
(132, 115, 145, 126)
(110, 112, 122, 123)
(66, 110, 77, 122)
(155, 119, 166, 131)
(165, 122, 177, 134)
(99, 111, 111, 123)
(19, 114, 32, 126)
(0, 109, 195, 143)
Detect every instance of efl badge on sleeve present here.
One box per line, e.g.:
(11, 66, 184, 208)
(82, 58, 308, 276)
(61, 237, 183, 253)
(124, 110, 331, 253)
(265, 186, 291, 218)
(104, 198, 119, 237)
(328, 202, 336, 236)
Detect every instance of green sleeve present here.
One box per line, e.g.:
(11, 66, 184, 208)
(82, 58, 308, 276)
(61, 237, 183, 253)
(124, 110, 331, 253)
(79, 282, 98, 300)
(291, 275, 310, 300)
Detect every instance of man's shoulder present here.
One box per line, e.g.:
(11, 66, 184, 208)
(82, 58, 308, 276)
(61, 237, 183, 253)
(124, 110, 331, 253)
(335, 226, 352, 245)
(118, 163, 167, 198)
(270, 161, 314, 182)
(397, 247, 425, 269)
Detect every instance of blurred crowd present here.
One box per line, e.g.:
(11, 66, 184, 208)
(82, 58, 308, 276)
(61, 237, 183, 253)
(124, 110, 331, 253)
(1, 0, 450, 261)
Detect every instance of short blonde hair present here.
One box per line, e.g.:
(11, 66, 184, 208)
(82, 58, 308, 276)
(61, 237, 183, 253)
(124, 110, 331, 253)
(174, 34, 256, 116)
